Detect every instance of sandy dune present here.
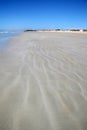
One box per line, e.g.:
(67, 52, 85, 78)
(0, 32, 87, 130)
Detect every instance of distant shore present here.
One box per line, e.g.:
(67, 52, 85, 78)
(24, 29, 87, 34)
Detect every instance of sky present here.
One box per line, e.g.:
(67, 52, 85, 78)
(0, 0, 87, 30)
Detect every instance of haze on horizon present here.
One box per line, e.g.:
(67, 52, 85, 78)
(0, 0, 87, 30)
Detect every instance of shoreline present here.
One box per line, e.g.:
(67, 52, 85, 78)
(0, 31, 23, 50)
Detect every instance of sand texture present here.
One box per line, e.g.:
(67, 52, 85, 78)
(0, 32, 87, 130)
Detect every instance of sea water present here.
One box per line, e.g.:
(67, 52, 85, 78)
(0, 30, 21, 49)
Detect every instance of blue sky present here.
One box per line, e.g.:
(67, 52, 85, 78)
(0, 0, 87, 29)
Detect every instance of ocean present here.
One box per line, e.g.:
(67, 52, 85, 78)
(0, 30, 22, 49)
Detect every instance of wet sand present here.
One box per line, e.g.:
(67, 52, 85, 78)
(0, 32, 87, 130)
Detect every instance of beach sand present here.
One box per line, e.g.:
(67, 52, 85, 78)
(0, 32, 87, 130)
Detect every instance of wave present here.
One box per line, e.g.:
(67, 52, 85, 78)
(0, 31, 9, 34)
(0, 31, 19, 34)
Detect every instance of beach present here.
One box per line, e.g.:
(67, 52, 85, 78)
(0, 31, 87, 130)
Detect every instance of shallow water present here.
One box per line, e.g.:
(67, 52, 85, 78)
(0, 30, 21, 49)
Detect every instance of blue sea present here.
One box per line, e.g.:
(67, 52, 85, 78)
(0, 30, 22, 49)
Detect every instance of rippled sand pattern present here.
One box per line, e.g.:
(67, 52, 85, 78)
(0, 32, 87, 130)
